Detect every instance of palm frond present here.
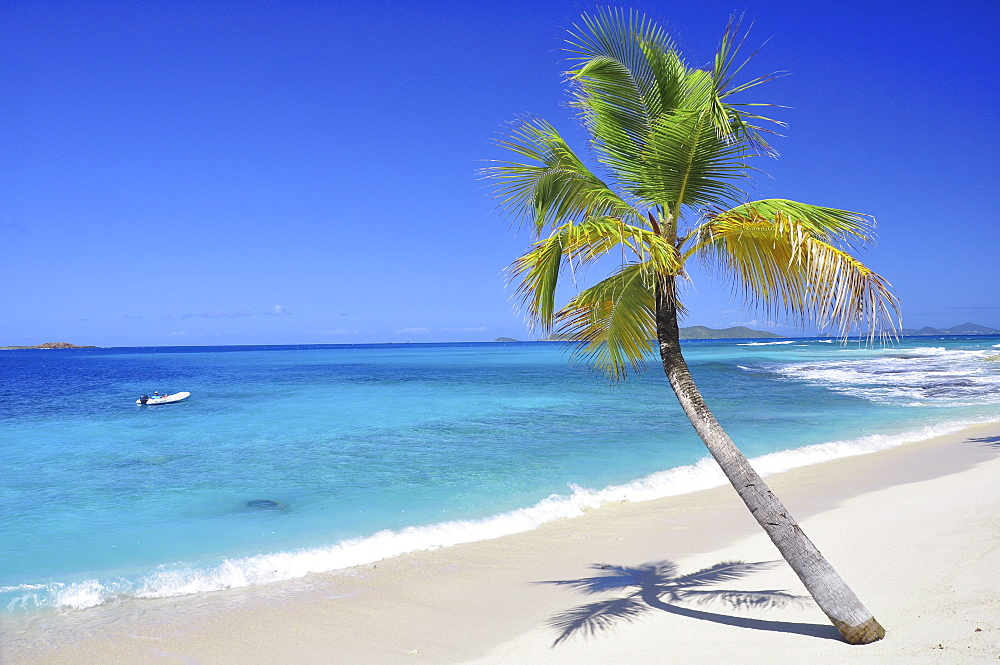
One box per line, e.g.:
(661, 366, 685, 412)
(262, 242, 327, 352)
(642, 106, 753, 214)
(554, 263, 658, 379)
(508, 228, 568, 330)
(564, 12, 771, 218)
(566, 7, 675, 120)
(692, 205, 900, 338)
(707, 15, 785, 155)
(710, 199, 876, 248)
(565, 10, 677, 192)
(509, 217, 682, 331)
(638, 35, 690, 116)
(484, 117, 641, 235)
(570, 56, 653, 157)
(566, 10, 754, 211)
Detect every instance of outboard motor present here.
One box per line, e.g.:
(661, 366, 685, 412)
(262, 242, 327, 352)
(138, 395, 149, 404)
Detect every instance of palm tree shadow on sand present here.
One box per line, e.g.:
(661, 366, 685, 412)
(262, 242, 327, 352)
(542, 560, 842, 646)
(969, 435, 1000, 447)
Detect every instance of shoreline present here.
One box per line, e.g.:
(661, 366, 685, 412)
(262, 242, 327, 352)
(4, 417, 988, 614)
(3, 422, 999, 663)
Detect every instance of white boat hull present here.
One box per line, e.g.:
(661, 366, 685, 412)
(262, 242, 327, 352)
(137, 392, 190, 405)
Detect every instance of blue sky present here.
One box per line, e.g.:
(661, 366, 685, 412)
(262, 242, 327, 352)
(2, 0, 997, 346)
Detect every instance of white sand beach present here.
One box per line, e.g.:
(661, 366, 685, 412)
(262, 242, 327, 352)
(4, 423, 999, 664)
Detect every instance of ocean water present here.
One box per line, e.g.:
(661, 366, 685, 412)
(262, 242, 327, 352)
(2, 337, 999, 615)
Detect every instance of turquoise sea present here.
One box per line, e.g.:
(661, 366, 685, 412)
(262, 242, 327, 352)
(2, 337, 999, 614)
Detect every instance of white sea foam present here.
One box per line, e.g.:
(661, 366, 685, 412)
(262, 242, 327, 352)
(737, 341, 796, 346)
(17, 417, 989, 613)
(0, 584, 48, 592)
(53, 581, 109, 610)
(766, 345, 1000, 405)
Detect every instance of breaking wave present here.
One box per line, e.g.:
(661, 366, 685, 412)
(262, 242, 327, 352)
(763, 346, 1000, 405)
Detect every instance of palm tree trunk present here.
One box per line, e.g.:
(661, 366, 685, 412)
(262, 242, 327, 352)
(654, 284, 885, 644)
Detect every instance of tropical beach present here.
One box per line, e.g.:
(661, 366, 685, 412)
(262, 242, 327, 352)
(3, 420, 998, 664)
(3, 2, 998, 663)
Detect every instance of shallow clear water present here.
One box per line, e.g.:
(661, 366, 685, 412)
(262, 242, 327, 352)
(2, 337, 998, 612)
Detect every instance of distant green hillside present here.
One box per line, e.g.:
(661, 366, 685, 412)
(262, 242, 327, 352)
(679, 326, 784, 339)
(544, 325, 783, 342)
(900, 322, 999, 336)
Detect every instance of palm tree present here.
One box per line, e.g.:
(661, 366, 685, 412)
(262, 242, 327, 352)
(485, 9, 898, 644)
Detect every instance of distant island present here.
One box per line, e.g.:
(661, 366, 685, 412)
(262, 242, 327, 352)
(536, 321, 1000, 342)
(677, 325, 784, 340)
(543, 325, 784, 342)
(0, 342, 97, 350)
(493, 337, 519, 343)
(900, 322, 1000, 336)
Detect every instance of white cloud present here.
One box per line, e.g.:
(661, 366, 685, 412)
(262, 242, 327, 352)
(443, 326, 488, 333)
(269, 305, 290, 316)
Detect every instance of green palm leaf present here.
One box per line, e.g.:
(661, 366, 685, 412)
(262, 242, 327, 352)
(708, 15, 784, 155)
(510, 217, 681, 331)
(563, 10, 781, 229)
(641, 106, 752, 214)
(486, 117, 641, 234)
(693, 205, 899, 337)
(710, 199, 876, 247)
(554, 263, 658, 379)
(565, 11, 681, 190)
